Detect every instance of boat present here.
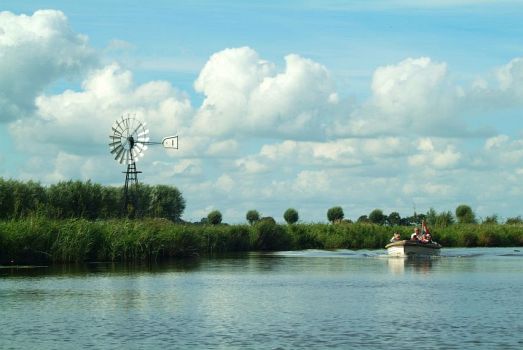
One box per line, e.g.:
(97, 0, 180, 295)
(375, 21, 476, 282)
(385, 240, 442, 257)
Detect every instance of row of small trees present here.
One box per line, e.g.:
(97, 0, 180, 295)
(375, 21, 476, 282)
(201, 205, 522, 226)
(0, 178, 185, 221)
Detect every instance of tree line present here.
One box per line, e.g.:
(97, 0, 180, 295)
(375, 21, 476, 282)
(202, 205, 522, 226)
(0, 178, 185, 221)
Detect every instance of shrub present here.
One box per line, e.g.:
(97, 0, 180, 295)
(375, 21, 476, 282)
(254, 221, 291, 251)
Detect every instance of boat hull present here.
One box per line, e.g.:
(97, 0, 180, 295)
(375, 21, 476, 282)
(385, 240, 441, 257)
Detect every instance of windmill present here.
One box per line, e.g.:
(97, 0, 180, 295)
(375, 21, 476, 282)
(109, 114, 178, 215)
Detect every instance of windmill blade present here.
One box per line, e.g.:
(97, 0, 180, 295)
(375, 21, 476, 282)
(115, 118, 126, 132)
(132, 148, 142, 159)
(114, 145, 125, 161)
(109, 140, 122, 148)
(118, 149, 127, 164)
(124, 117, 132, 137)
(133, 144, 145, 155)
(111, 144, 123, 155)
(130, 121, 145, 137)
(137, 130, 149, 138)
(128, 118, 137, 135)
(111, 127, 123, 136)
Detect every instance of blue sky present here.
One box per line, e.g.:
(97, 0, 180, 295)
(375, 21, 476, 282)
(1, 1, 523, 223)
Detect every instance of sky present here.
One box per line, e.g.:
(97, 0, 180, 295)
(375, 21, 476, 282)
(1, 1, 523, 223)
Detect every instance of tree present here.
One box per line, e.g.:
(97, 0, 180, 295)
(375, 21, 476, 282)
(283, 208, 299, 224)
(147, 185, 186, 222)
(246, 210, 260, 225)
(207, 210, 222, 225)
(357, 215, 370, 223)
(327, 206, 344, 223)
(369, 209, 386, 225)
(506, 216, 523, 225)
(426, 208, 437, 226)
(482, 215, 498, 224)
(455, 204, 476, 224)
(435, 211, 454, 227)
(387, 212, 401, 226)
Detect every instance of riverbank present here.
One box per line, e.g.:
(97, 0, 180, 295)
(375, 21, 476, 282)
(1, 218, 522, 263)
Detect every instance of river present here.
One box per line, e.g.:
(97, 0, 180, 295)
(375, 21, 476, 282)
(1, 248, 523, 349)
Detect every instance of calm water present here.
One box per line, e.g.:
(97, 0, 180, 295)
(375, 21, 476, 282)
(1, 248, 523, 349)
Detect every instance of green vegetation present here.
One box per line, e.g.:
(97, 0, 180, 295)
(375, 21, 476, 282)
(456, 204, 476, 224)
(283, 208, 299, 225)
(207, 210, 223, 225)
(246, 210, 260, 225)
(1, 218, 522, 264)
(369, 209, 386, 225)
(0, 178, 185, 221)
(1, 181, 523, 264)
(327, 206, 344, 223)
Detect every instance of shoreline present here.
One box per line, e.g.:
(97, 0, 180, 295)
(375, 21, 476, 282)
(1, 217, 522, 264)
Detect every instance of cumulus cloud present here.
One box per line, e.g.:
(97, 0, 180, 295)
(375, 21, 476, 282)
(9, 64, 192, 155)
(192, 47, 338, 139)
(0, 10, 96, 121)
(251, 137, 406, 170)
(337, 57, 468, 137)
(408, 139, 462, 170)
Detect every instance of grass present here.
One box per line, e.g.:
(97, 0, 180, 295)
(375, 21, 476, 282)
(1, 218, 522, 264)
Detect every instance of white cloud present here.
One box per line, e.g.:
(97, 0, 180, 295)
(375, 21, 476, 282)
(497, 57, 523, 96)
(0, 10, 96, 122)
(254, 137, 406, 169)
(235, 158, 269, 174)
(293, 170, 330, 195)
(9, 64, 192, 156)
(215, 174, 235, 192)
(332, 57, 470, 137)
(485, 135, 509, 150)
(408, 139, 462, 170)
(192, 47, 338, 139)
(206, 139, 239, 157)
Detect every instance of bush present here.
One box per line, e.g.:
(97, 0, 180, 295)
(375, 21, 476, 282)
(253, 221, 291, 251)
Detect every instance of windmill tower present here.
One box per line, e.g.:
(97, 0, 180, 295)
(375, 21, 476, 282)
(109, 114, 178, 216)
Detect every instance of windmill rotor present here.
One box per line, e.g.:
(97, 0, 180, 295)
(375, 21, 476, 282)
(109, 115, 150, 164)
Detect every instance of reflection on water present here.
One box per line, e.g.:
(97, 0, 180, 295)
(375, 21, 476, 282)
(1, 248, 523, 349)
(387, 256, 438, 274)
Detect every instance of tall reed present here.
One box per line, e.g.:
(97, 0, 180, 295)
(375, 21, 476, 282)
(1, 219, 522, 264)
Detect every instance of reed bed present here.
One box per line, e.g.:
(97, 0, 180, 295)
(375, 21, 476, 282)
(1, 218, 522, 264)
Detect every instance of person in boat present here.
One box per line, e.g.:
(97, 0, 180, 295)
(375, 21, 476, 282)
(390, 232, 401, 243)
(420, 232, 432, 244)
(410, 227, 421, 241)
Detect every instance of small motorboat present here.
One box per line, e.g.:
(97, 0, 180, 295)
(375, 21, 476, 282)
(385, 240, 442, 257)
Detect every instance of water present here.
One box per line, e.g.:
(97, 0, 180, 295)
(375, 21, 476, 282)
(1, 248, 523, 349)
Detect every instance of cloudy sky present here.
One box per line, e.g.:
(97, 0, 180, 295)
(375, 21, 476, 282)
(1, 1, 523, 223)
